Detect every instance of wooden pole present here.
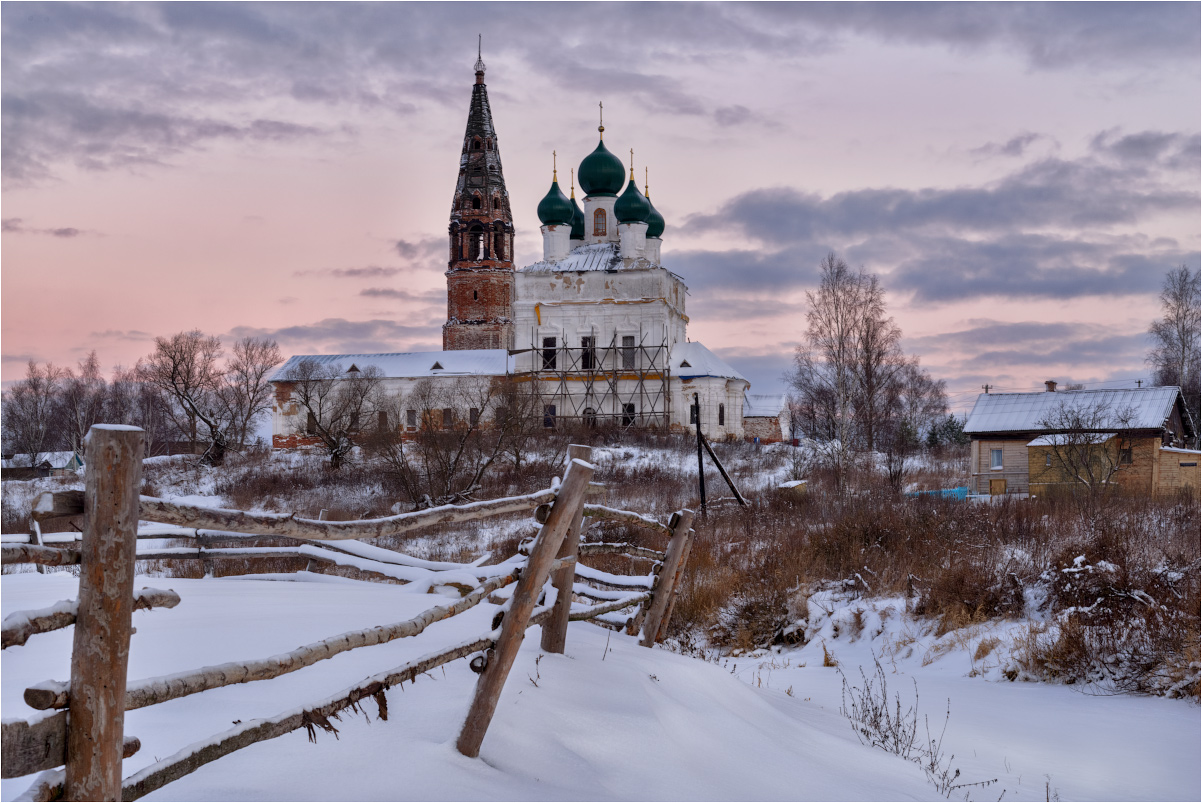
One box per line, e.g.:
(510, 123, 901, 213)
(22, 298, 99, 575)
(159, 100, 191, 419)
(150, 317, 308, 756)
(694, 394, 706, 515)
(457, 457, 594, 758)
(699, 433, 747, 506)
(541, 444, 592, 654)
(639, 508, 694, 647)
(65, 424, 143, 802)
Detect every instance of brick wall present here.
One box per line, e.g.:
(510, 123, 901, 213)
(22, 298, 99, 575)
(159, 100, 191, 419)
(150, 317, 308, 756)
(744, 416, 783, 443)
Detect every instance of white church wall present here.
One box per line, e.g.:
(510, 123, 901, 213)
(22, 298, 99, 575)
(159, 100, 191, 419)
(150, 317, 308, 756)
(672, 376, 749, 440)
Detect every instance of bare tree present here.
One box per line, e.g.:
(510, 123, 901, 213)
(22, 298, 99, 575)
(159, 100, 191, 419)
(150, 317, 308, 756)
(143, 330, 231, 464)
(370, 376, 536, 506)
(1147, 265, 1200, 437)
(852, 276, 905, 452)
(792, 253, 866, 494)
(1, 360, 65, 466)
(58, 351, 108, 454)
(1032, 398, 1138, 518)
(222, 336, 282, 449)
(281, 359, 384, 469)
(107, 361, 176, 457)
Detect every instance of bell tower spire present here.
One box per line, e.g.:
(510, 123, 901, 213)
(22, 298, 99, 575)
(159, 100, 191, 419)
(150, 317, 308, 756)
(443, 40, 515, 351)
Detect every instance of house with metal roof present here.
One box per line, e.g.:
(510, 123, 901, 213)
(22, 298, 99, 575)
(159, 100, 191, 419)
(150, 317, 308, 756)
(964, 382, 1198, 496)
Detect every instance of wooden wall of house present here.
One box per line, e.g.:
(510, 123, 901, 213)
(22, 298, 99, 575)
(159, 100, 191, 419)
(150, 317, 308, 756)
(971, 438, 1031, 494)
(1158, 448, 1201, 495)
(1027, 437, 1158, 495)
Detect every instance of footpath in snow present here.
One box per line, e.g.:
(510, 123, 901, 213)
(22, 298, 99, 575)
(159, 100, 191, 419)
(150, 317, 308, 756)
(2, 571, 1198, 801)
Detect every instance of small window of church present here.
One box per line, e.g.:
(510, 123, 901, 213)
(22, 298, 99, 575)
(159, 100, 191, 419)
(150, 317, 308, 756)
(581, 336, 595, 370)
(486, 139, 493, 151)
(406, 409, 417, 428)
(622, 403, 636, 427)
(473, 290, 478, 300)
(442, 408, 454, 429)
(378, 411, 388, 431)
(473, 196, 482, 209)
(593, 208, 606, 236)
(584, 407, 597, 428)
(542, 337, 557, 370)
(473, 138, 482, 150)
(543, 405, 557, 429)
(718, 403, 725, 426)
(622, 335, 636, 369)
(470, 407, 480, 426)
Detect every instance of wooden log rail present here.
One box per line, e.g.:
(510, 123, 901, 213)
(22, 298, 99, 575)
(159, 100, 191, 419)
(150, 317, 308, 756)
(33, 488, 556, 541)
(2, 589, 180, 650)
(577, 542, 665, 561)
(582, 504, 672, 536)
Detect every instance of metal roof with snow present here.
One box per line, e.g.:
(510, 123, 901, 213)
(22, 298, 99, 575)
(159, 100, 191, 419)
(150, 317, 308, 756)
(522, 242, 660, 273)
(669, 342, 746, 381)
(271, 350, 511, 382)
(964, 387, 1187, 435)
(744, 393, 786, 418)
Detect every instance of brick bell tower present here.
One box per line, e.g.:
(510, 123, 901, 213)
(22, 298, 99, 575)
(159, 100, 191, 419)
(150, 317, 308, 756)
(443, 41, 515, 351)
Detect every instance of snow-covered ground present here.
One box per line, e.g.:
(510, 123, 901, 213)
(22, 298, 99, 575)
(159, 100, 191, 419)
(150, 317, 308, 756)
(3, 571, 1198, 801)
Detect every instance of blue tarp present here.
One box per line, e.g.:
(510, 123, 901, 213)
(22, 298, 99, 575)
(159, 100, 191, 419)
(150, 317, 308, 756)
(907, 486, 968, 501)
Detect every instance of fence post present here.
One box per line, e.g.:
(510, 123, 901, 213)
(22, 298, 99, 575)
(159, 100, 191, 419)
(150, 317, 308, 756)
(541, 444, 592, 654)
(639, 508, 694, 647)
(457, 457, 594, 758)
(655, 523, 696, 643)
(65, 425, 143, 802)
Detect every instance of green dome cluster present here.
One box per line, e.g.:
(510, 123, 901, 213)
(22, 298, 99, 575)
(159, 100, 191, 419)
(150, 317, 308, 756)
(614, 172, 651, 224)
(578, 139, 625, 197)
(536, 178, 573, 226)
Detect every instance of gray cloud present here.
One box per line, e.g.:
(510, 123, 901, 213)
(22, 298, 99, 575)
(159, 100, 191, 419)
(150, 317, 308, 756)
(4, 4, 1195, 183)
(970, 132, 1053, 159)
(2, 217, 91, 237)
(228, 317, 441, 354)
(359, 288, 445, 303)
(294, 265, 406, 279)
(88, 329, 153, 341)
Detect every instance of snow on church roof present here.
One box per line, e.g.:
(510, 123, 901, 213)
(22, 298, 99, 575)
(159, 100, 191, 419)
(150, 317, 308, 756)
(670, 342, 746, 381)
(744, 394, 786, 418)
(964, 387, 1186, 434)
(271, 350, 511, 381)
(522, 242, 660, 273)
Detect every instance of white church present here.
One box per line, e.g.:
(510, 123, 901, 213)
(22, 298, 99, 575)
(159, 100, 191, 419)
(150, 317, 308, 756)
(271, 53, 787, 447)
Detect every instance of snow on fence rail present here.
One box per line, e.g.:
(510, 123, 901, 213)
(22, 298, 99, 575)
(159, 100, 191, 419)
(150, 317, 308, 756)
(1, 428, 696, 802)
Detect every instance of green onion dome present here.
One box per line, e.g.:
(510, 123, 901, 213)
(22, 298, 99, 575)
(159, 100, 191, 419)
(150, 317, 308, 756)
(578, 138, 626, 197)
(614, 170, 651, 224)
(645, 191, 665, 238)
(569, 193, 585, 240)
(536, 177, 573, 226)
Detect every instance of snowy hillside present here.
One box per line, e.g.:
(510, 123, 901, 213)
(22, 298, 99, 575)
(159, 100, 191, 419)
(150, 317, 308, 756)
(2, 571, 1198, 801)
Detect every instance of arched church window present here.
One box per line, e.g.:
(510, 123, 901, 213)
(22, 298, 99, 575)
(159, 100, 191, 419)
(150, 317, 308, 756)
(468, 226, 484, 260)
(486, 139, 493, 150)
(472, 138, 482, 150)
(473, 195, 482, 209)
(492, 196, 499, 209)
(593, 208, 606, 236)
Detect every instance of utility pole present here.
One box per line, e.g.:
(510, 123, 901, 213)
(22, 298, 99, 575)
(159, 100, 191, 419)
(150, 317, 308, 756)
(694, 393, 706, 516)
(982, 383, 992, 394)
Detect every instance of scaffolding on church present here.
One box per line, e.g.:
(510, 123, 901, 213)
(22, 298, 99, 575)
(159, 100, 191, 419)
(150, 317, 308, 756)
(513, 325, 672, 431)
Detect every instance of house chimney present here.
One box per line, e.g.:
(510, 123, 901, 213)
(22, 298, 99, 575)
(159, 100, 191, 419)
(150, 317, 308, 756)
(1045, 380, 1057, 393)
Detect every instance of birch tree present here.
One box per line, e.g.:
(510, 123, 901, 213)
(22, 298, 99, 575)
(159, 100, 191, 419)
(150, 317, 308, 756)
(1147, 265, 1200, 437)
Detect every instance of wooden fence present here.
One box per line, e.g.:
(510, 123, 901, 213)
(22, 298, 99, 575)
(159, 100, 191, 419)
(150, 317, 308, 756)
(1, 428, 695, 801)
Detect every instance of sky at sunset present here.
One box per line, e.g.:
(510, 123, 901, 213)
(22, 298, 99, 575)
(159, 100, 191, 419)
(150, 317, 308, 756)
(2, 2, 1199, 413)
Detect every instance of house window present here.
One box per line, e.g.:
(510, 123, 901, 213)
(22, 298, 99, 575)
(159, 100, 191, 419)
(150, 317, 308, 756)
(378, 411, 388, 431)
(470, 407, 480, 426)
(1120, 444, 1133, 464)
(542, 337, 557, 370)
(306, 412, 317, 435)
(622, 335, 636, 370)
(593, 208, 607, 236)
(349, 412, 360, 432)
(442, 408, 454, 429)
(1045, 453, 1052, 467)
(583, 407, 597, 428)
(718, 403, 725, 426)
(990, 449, 1003, 470)
(406, 409, 417, 428)
(581, 336, 595, 370)
(543, 405, 557, 429)
(622, 403, 636, 427)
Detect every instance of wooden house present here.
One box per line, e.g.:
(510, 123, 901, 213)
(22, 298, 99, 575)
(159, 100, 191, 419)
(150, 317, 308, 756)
(964, 383, 1197, 496)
